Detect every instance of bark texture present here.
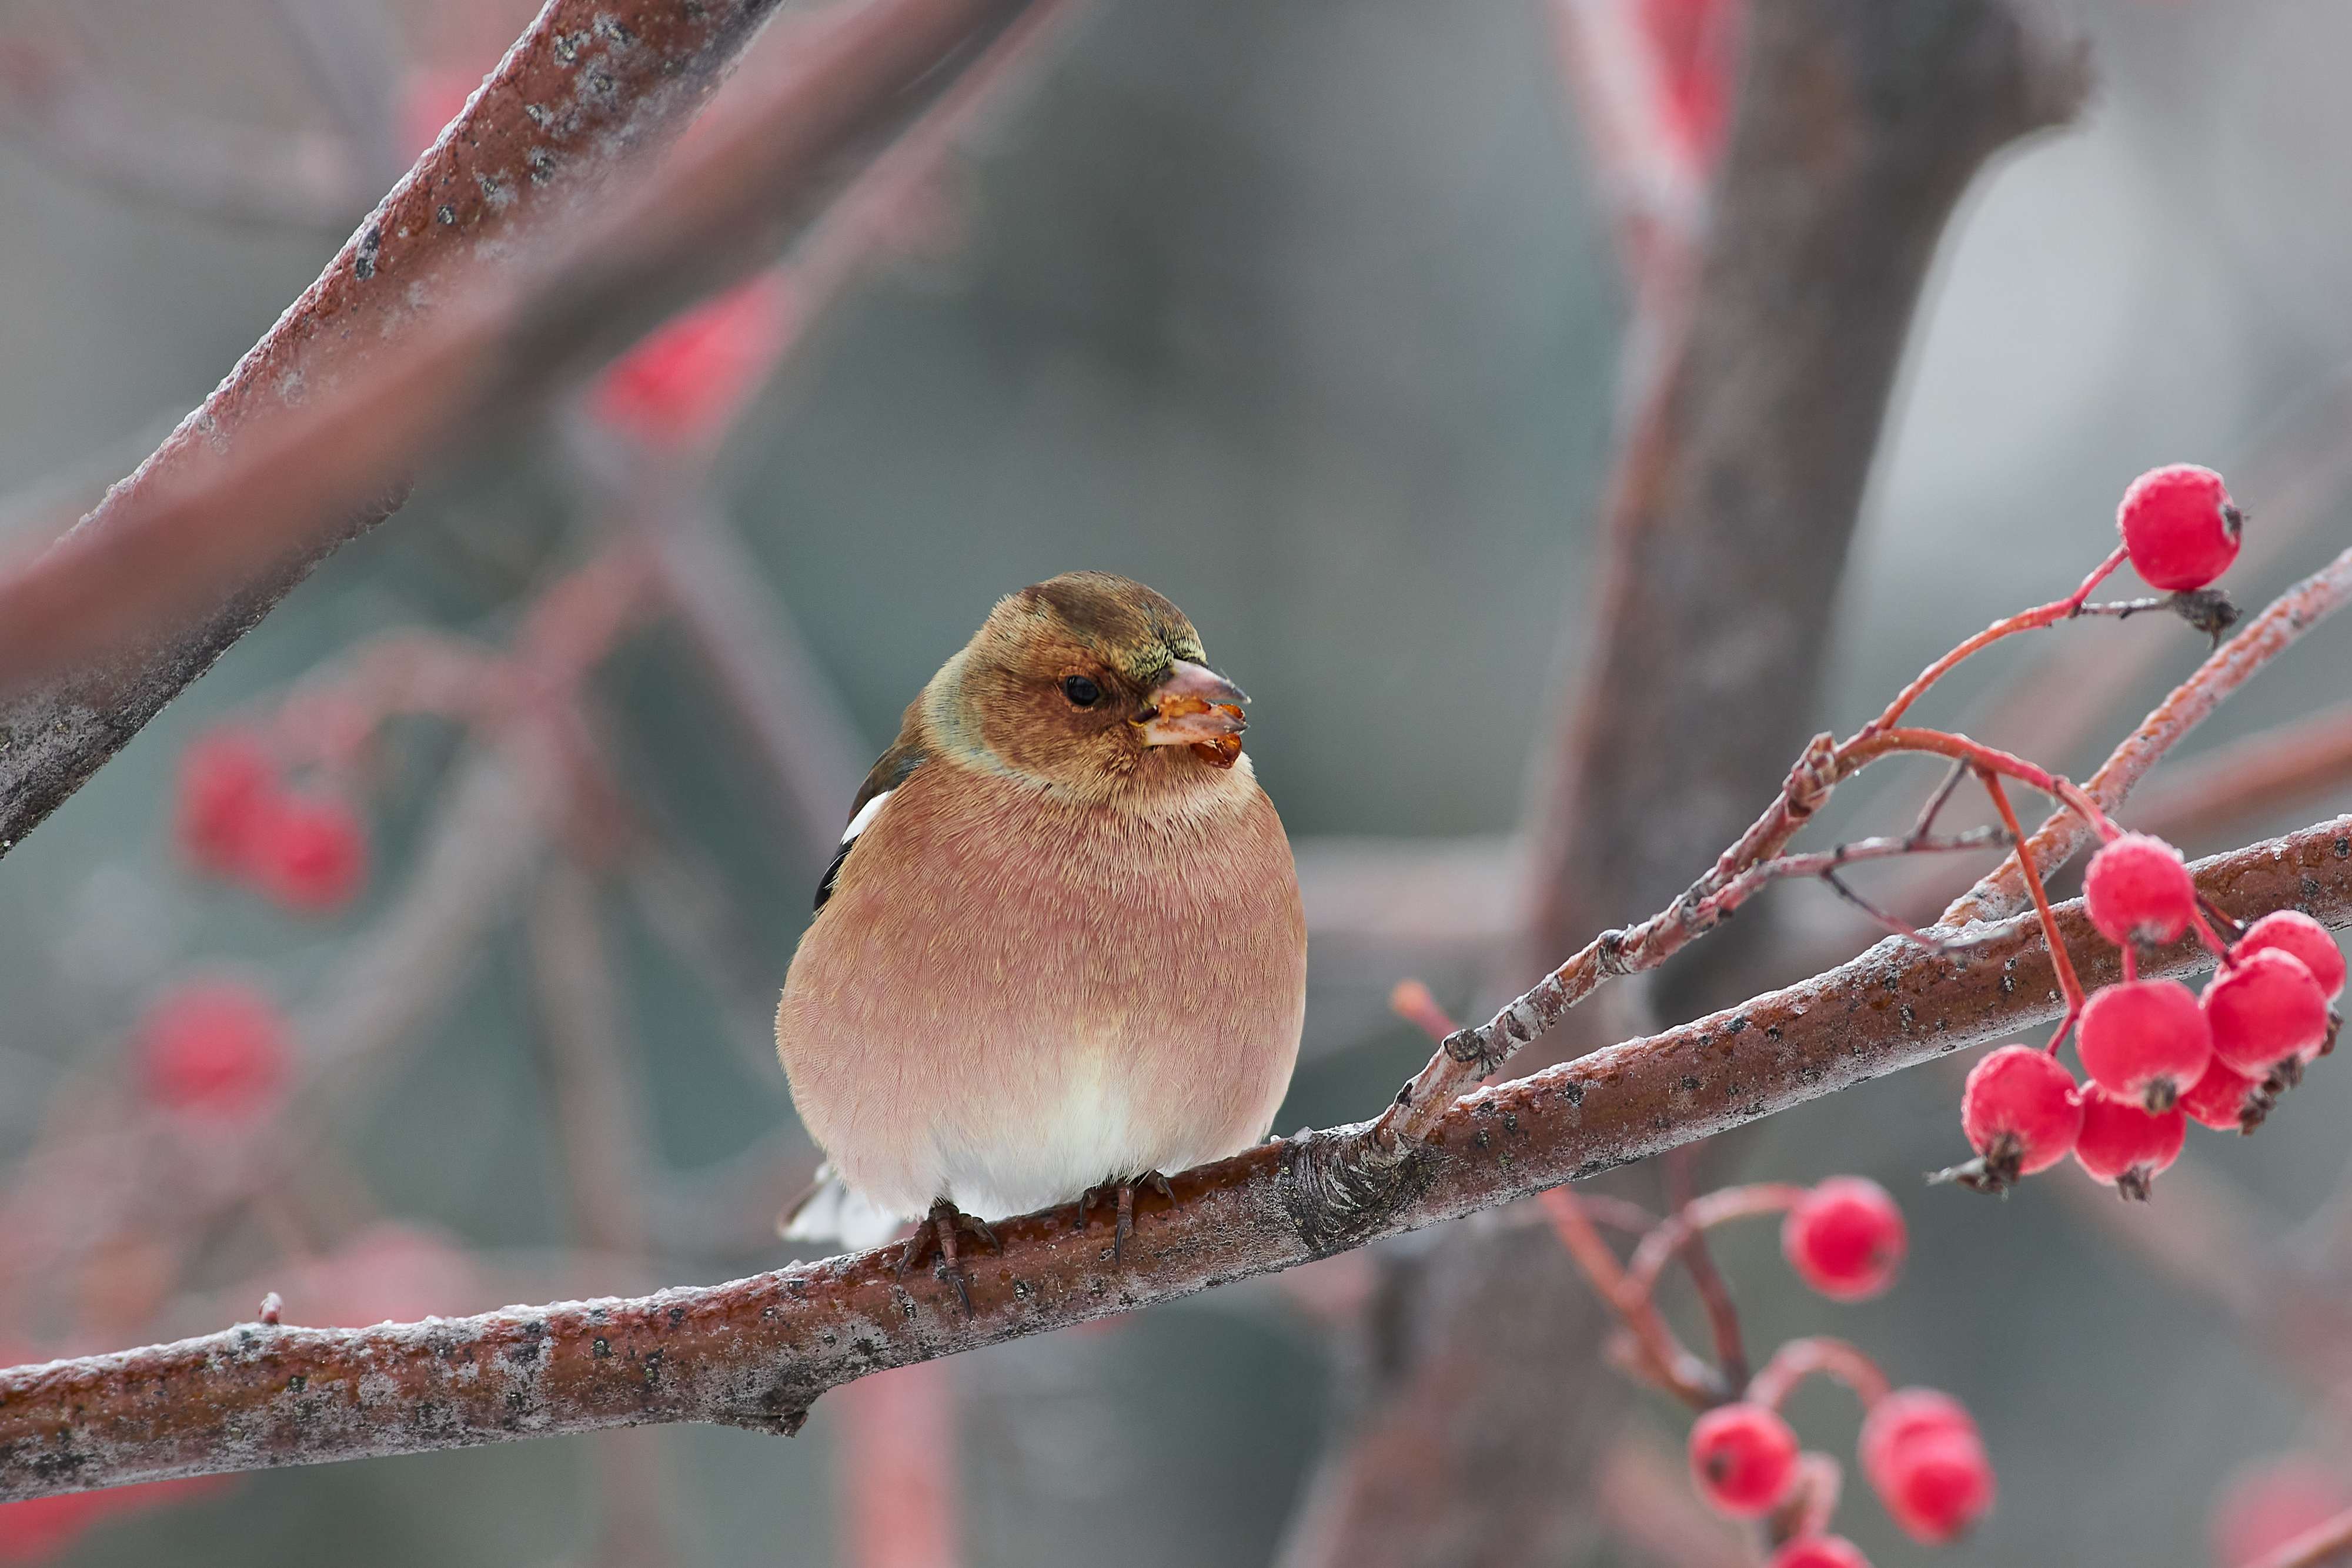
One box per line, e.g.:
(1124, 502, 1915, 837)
(1, 816, 2343, 1500)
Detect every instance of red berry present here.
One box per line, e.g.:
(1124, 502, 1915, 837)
(1639, 0, 1735, 168)
(1859, 1390, 1993, 1545)
(398, 68, 478, 159)
(0, 1488, 104, 1560)
(1859, 1388, 1976, 1477)
(1880, 1432, 1997, 1543)
(2204, 948, 2331, 1076)
(1769, 1536, 1870, 1568)
(136, 977, 290, 1122)
(590, 273, 796, 449)
(2117, 463, 2241, 591)
(1961, 1045, 2083, 1180)
(173, 729, 279, 877)
(308, 1223, 480, 1326)
(2211, 1454, 2352, 1568)
(1780, 1176, 1906, 1301)
(2180, 1057, 2265, 1132)
(2072, 1088, 2186, 1199)
(2083, 833, 2197, 947)
(250, 793, 369, 914)
(1688, 1402, 1800, 1516)
(2235, 910, 2346, 1002)
(2076, 978, 2212, 1111)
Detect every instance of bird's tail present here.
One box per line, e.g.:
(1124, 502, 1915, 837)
(777, 1164, 908, 1252)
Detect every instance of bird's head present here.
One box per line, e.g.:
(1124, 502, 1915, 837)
(925, 571, 1251, 804)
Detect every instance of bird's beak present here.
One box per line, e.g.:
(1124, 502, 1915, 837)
(1135, 660, 1249, 752)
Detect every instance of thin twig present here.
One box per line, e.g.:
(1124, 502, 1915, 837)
(2132, 703, 2352, 845)
(1942, 544, 2352, 928)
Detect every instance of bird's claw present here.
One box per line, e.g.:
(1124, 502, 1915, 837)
(896, 1198, 1000, 1312)
(1074, 1171, 1177, 1262)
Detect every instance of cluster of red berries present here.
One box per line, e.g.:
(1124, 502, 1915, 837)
(134, 975, 291, 1124)
(1671, 1179, 1965, 1563)
(1958, 834, 2343, 1199)
(1948, 463, 2341, 1198)
(175, 728, 369, 914)
(1688, 1386, 1993, 1561)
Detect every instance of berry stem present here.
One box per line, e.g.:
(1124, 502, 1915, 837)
(1536, 1188, 1720, 1407)
(1975, 768, 2089, 1044)
(1858, 544, 2127, 741)
(1623, 1183, 1811, 1302)
(1744, 1336, 1892, 1411)
(1392, 981, 1725, 1405)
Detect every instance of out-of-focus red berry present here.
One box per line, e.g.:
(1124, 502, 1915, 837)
(0, 1479, 224, 1562)
(136, 977, 290, 1122)
(2235, 911, 2346, 1002)
(0, 1490, 103, 1561)
(1688, 1402, 1800, 1517)
(250, 793, 369, 915)
(2211, 1454, 2352, 1568)
(173, 730, 279, 877)
(2204, 949, 2331, 1076)
(1639, 0, 1736, 168)
(306, 1223, 479, 1327)
(1961, 1045, 2083, 1179)
(2084, 833, 2198, 947)
(1859, 1389, 1975, 1479)
(399, 68, 479, 159)
(1859, 1389, 1993, 1544)
(590, 273, 796, 449)
(2180, 1057, 2265, 1132)
(1877, 1432, 1997, 1543)
(1768, 1536, 1871, 1568)
(2072, 1088, 2186, 1200)
(2076, 978, 2212, 1112)
(2117, 463, 2241, 591)
(1780, 1177, 1906, 1302)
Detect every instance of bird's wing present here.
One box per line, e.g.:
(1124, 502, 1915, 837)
(813, 734, 927, 911)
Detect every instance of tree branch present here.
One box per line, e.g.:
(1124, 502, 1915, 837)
(4, 814, 2346, 1499)
(0, 0, 1047, 856)
(2130, 702, 2352, 846)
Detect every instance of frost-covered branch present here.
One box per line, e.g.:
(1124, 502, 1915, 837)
(4, 814, 2347, 1500)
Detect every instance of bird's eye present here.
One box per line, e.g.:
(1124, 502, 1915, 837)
(1061, 674, 1102, 708)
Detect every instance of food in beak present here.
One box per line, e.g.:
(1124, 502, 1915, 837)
(1136, 663, 1248, 767)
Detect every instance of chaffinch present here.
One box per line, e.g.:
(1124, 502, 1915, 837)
(776, 572, 1307, 1290)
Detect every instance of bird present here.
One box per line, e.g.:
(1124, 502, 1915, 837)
(775, 571, 1307, 1298)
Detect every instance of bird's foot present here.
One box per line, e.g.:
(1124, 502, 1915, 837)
(1073, 1171, 1177, 1262)
(896, 1198, 1001, 1312)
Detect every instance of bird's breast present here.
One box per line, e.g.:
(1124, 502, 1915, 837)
(776, 760, 1307, 1220)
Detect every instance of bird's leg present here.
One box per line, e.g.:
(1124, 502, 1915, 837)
(896, 1198, 1000, 1312)
(1074, 1171, 1178, 1262)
